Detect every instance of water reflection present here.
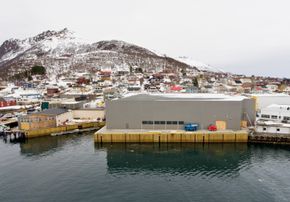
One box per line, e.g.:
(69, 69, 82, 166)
(19, 133, 92, 157)
(1, 135, 290, 202)
(95, 143, 252, 178)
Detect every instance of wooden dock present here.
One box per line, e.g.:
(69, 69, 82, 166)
(0, 130, 26, 143)
(24, 122, 105, 138)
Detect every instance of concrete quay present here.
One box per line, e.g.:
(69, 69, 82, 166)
(94, 127, 248, 143)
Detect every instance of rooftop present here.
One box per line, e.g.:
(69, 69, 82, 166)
(250, 93, 290, 97)
(267, 104, 290, 108)
(34, 108, 68, 116)
(115, 93, 250, 102)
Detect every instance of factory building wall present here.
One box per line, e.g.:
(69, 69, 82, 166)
(242, 98, 256, 126)
(106, 100, 254, 130)
(72, 110, 105, 120)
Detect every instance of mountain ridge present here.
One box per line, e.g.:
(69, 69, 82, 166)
(0, 28, 221, 79)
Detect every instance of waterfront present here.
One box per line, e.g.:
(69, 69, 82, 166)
(1, 134, 290, 202)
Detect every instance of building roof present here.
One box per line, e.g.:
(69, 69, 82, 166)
(263, 104, 290, 111)
(267, 104, 290, 108)
(35, 108, 68, 116)
(115, 93, 250, 102)
(170, 85, 183, 91)
(250, 93, 290, 97)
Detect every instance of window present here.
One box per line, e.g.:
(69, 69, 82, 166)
(160, 121, 165, 125)
(261, 114, 270, 119)
(166, 121, 179, 125)
(284, 117, 290, 121)
(142, 121, 153, 125)
(178, 121, 184, 125)
(277, 128, 280, 132)
(154, 121, 160, 124)
(271, 115, 278, 119)
(263, 127, 267, 131)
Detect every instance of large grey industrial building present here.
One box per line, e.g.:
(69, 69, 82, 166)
(105, 93, 256, 131)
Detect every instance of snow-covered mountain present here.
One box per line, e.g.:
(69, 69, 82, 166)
(175, 56, 224, 73)
(0, 28, 221, 79)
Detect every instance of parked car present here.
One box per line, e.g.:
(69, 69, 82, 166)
(208, 124, 217, 131)
(184, 123, 199, 131)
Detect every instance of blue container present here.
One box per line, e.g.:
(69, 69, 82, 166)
(184, 123, 199, 131)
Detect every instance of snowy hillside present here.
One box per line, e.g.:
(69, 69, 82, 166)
(176, 56, 224, 73)
(0, 28, 221, 79)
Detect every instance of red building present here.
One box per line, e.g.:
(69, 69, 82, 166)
(47, 88, 60, 97)
(99, 70, 111, 81)
(0, 97, 17, 108)
(77, 77, 90, 85)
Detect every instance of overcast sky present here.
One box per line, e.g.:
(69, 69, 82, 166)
(1, 0, 290, 78)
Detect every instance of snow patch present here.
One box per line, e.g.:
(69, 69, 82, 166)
(175, 56, 224, 73)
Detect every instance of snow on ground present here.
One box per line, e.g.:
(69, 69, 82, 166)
(144, 48, 225, 73)
(0, 105, 32, 111)
(175, 56, 224, 73)
(40, 31, 89, 54)
(0, 39, 32, 62)
(122, 92, 248, 101)
(1, 28, 225, 76)
(0, 29, 90, 64)
(4, 88, 43, 99)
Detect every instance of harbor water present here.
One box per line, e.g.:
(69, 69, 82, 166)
(1, 133, 290, 202)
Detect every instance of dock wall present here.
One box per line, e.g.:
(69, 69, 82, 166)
(94, 131, 248, 143)
(249, 133, 290, 144)
(25, 122, 105, 138)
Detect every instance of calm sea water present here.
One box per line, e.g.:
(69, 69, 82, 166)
(1, 133, 290, 202)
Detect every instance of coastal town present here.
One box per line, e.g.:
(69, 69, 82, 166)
(2, 0, 290, 201)
(1, 63, 290, 144)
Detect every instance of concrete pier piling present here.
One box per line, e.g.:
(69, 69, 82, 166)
(1, 131, 26, 143)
